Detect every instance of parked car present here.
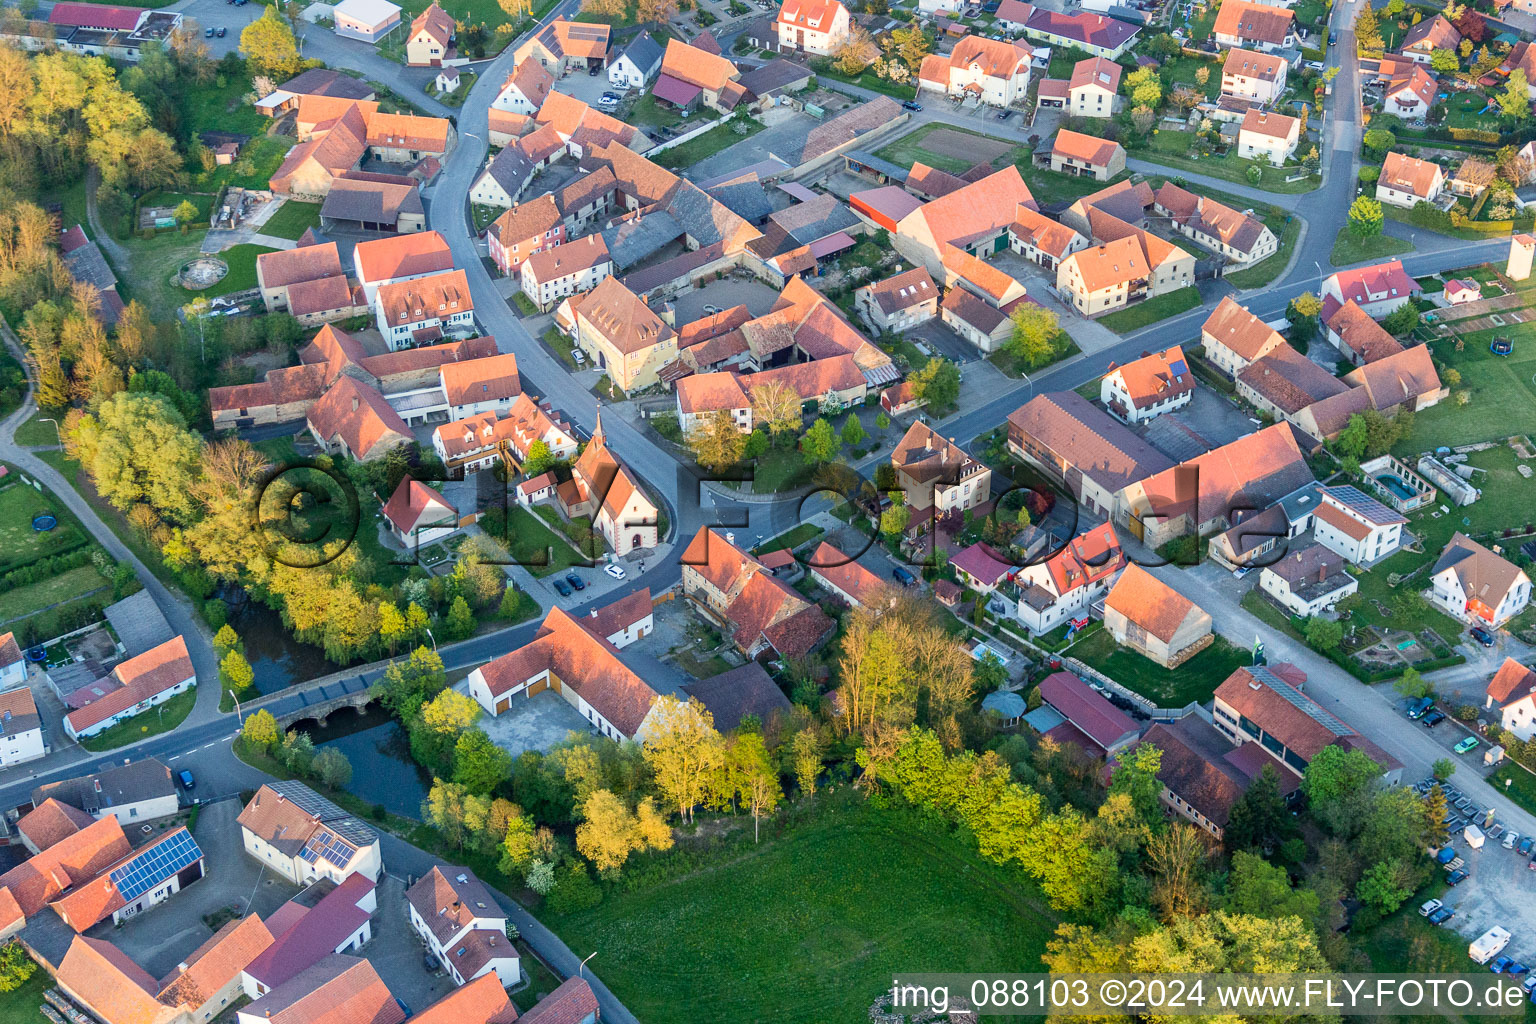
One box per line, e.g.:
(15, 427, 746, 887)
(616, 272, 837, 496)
(604, 563, 627, 580)
(1429, 906, 1455, 925)
(1455, 736, 1480, 754)
(1423, 710, 1446, 727)
(1407, 697, 1433, 719)
(423, 953, 440, 972)
(217, 26, 227, 36)
(1519, 837, 1534, 856)
(177, 770, 195, 790)
(1232, 566, 1251, 579)
(1471, 626, 1496, 647)
(565, 572, 586, 591)
(553, 578, 572, 597)
(205, 26, 215, 36)
(891, 566, 918, 588)
(1446, 868, 1470, 885)
(1420, 898, 1443, 917)
(1510, 963, 1531, 977)
(901, 100, 923, 111)
(996, 109, 1013, 120)
(588, 64, 599, 75)
(1505, 830, 1522, 850)
(1492, 956, 1514, 974)
(572, 348, 586, 364)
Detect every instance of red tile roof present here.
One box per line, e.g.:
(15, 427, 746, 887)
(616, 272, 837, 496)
(259, 243, 344, 290)
(65, 637, 193, 735)
(440, 352, 521, 408)
(518, 978, 599, 1024)
(1037, 671, 1137, 751)
(157, 915, 275, 1009)
(353, 231, 453, 285)
(404, 867, 501, 946)
(807, 542, 886, 607)
(49, 3, 143, 29)
(51, 826, 203, 932)
(406, 973, 519, 1024)
(249, 956, 404, 1024)
(1488, 657, 1536, 707)
(1104, 564, 1199, 643)
(1327, 300, 1403, 364)
(245, 875, 378, 990)
(1214, 0, 1294, 45)
(1202, 296, 1285, 360)
(16, 799, 94, 854)
(1108, 345, 1194, 412)
(382, 479, 455, 536)
(57, 936, 178, 1024)
(305, 376, 412, 460)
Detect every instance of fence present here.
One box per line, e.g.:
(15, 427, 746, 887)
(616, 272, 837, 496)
(648, 118, 725, 155)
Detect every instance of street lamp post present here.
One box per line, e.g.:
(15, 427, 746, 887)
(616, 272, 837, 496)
(229, 689, 245, 729)
(37, 417, 62, 449)
(579, 952, 596, 978)
(425, 627, 438, 653)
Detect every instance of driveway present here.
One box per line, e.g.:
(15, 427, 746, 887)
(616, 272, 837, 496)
(455, 686, 598, 757)
(161, 0, 261, 55)
(668, 278, 783, 323)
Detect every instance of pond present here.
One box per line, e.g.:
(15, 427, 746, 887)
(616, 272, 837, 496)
(228, 599, 337, 696)
(294, 704, 430, 819)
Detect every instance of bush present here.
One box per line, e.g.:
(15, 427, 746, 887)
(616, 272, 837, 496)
(203, 598, 229, 630)
(0, 942, 37, 993)
(544, 862, 603, 913)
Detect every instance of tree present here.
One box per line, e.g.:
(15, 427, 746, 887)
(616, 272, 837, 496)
(444, 595, 475, 641)
(66, 392, 203, 520)
(422, 688, 481, 733)
(875, 411, 890, 430)
(1381, 300, 1421, 335)
(1169, 85, 1202, 115)
(686, 409, 746, 471)
(1130, 104, 1155, 136)
(1348, 196, 1383, 237)
(840, 413, 866, 450)
(1302, 745, 1382, 833)
(220, 648, 255, 693)
(800, 417, 840, 464)
(241, 6, 302, 79)
(910, 357, 959, 412)
(1109, 742, 1165, 829)
(1430, 47, 1460, 73)
(1432, 757, 1456, 781)
(1385, 0, 1403, 14)
(1502, 69, 1531, 120)
(522, 438, 554, 475)
(732, 731, 781, 842)
(642, 696, 724, 824)
(280, 731, 316, 775)
(1356, 859, 1415, 914)
(498, 0, 532, 22)
(1304, 616, 1343, 652)
(242, 708, 281, 750)
(173, 199, 199, 231)
(834, 24, 879, 74)
(425, 779, 471, 848)
(1226, 850, 1320, 925)
(791, 726, 824, 797)
(1355, 2, 1383, 50)
(454, 729, 513, 795)
(1008, 305, 1059, 366)
(743, 429, 768, 460)
(1393, 666, 1432, 700)
(580, 0, 625, 15)
(313, 747, 353, 788)
(749, 380, 802, 442)
(634, 797, 673, 853)
(213, 624, 242, 659)
(1125, 66, 1162, 108)
(885, 21, 931, 70)
(575, 789, 642, 874)
(635, 0, 678, 25)
(1362, 127, 1396, 156)
(0, 943, 37, 993)
(379, 602, 407, 655)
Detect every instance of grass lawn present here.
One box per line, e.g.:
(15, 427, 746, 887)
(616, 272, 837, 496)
(811, 63, 918, 100)
(1164, 55, 1222, 101)
(180, 69, 274, 138)
(1330, 228, 1413, 267)
(1016, 162, 1128, 207)
(260, 201, 323, 241)
(1442, 90, 1499, 133)
(546, 799, 1057, 1023)
(78, 688, 197, 752)
(0, 479, 88, 572)
(748, 445, 812, 494)
(652, 116, 766, 170)
(1046, 45, 1093, 78)
(142, 191, 215, 224)
(1097, 286, 1203, 333)
(0, 564, 111, 627)
(1490, 762, 1536, 818)
(506, 505, 587, 576)
(1399, 328, 1536, 450)
(1141, 129, 1319, 193)
(209, 243, 279, 296)
(188, 134, 292, 193)
(756, 522, 824, 554)
(988, 329, 1080, 378)
(623, 92, 720, 130)
(876, 123, 1026, 177)
(0, 956, 50, 1024)
(1070, 628, 1252, 706)
(1224, 212, 1301, 289)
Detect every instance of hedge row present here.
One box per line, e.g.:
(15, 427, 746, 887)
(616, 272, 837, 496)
(0, 546, 98, 591)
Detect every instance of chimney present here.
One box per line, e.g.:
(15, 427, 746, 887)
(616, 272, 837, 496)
(94, 780, 102, 793)
(590, 608, 598, 619)
(352, 395, 359, 412)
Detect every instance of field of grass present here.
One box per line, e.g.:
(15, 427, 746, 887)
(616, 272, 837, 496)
(1070, 629, 1252, 706)
(876, 123, 1026, 177)
(209, 243, 280, 296)
(260, 201, 323, 241)
(1097, 286, 1203, 333)
(141, 191, 215, 225)
(78, 688, 197, 752)
(624, 93, 720, 130)
(1142, 129, 1320, 193)
(0, 479, 88, 572)
(1016, 162, 1127, 207)
(0, 955, 50, 1024)
(547, 800, 1057, 1023)
(652, 116, 767, 170)
(757, 522, 824, 554)
(181, 69, 273, 138)
(1491, 762, 1536, 818)
(1164, 55, 1223, 101)
(811, 63, 918, 100)
(1401, 326, 1536, 450)
(1225, 214, 1303, 289)
(188, 134, 292, 193)
(0, 564, 110, 627)
(505, 505, 587, 577)
(1330, 228, 1413, 267)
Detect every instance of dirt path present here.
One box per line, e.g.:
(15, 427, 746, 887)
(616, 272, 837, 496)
(83, 165, 132, 268)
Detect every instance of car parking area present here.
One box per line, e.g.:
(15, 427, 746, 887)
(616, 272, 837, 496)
(167, 0, 263, 55)
(1420, 782, 1536, 968)
(669, 277, 785, 323)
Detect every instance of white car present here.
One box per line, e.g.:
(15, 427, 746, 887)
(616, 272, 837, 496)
(604, 563, 627, 580)
(572, 347, 587, 364)
(1503, 830, 1521, 850)
(1419, 898, 1443, 917)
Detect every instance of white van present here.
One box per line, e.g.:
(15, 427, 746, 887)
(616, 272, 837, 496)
(1471, 926, 1512, 965)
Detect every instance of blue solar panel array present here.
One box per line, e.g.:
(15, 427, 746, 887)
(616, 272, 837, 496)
(109, 829, 202, 901)
(1169, 357, 1189, 377)
(299, 831, 355, 868)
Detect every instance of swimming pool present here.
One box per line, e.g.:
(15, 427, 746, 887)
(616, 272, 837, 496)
(1375, 474, 1417, 501)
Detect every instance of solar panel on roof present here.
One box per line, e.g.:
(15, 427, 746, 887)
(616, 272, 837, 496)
(1323, 485, 1400, 522)
(1169, 359, 1188, 376)
(1253, 668, 1351, 737)
(109, 830, 202, 901)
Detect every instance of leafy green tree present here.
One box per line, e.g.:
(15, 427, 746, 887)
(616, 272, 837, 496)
(0, 943, 37, 993)
(1356, 859, 1415, 914)
(1432, 757, 1456, 781)
(1225, 764, 1295, 853)
(875, 411, 890, 430)
(1125, 66, 1162, 107)
(454, 728, 514, 795)
(220, 648, 255, 692)
(280, 731, 316, 775)
(1430, 47, 1460, 73)
(841, 413, 866, 449)
(213, 624, 242, 659)
(743, 429, 768, 460)
(242, 708, 281, 750)
(444, 595, 475, 641)
(1502, 69, 1531, 120)
(911, 357, 960, 412)
(65, 391, 203, 519)
(1304, 617, 1343, 652)
(241, 6, 302, 78)
(1302, 745, 1382, 833)
(1393, 666, 1432, 700)
(880, 492, 909, 536)
(800, 417, 841, 464)
(1354, 2, 1383, 50)
(1348, 195, 1383, 237)
(1381, 301, 1421, 335)
(1008, 305, 1059, 366)
(1225, 851, 1320, 925)
(1358, 786, 1432, 866)
(313, 747, 353, 788)
(1108, 742, 1164, 829)
(522, 438, 554, 475)
(1362, 127, 1396, 156)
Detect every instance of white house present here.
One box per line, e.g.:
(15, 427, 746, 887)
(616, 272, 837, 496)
(493, 61, 554, 116)
(1321, 260, 1420, 320)
(31, 758, 179, 825)
(1310, 485, 1405, 565)
(1010, 522, 1125, 633)
(1376, 152, 1445, 209)
(1429, 532, 1532, 629)
(1100, 345, 1195, 424)
(1236, 109, 1299, 167)
(1259, 545, 1359, 617)
(1067, 56, 1120, 118)
(0, 633, 23, 690)
(776, 0, 851, 55)
(917, 36, 1033, 107)
(382, 479, 458, 548)
(0, 686, 44, 767)
(609, 31, 663, 89)
(63, 636, 196, 741)
(405, 867, 520, 988)
(373, 269, 474, 350)
(1221, 47, 1287, 104)
(331, 0, 402, 43)
(236, 781, 384, 887)
(1485, 658, 1536, 743)
(519, 236, 613, 312)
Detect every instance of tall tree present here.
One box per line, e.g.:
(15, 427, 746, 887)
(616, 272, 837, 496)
(685, 409, 746, 471)
(1224, 764, 1293, 853)
(241, 6, 302, 79)
(642, 695, 725, 824)
(454, 728, 514, 795)
(749, 379, 802, 441)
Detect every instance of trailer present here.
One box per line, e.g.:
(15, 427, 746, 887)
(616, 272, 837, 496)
(1465, 824, 1486, 849)
(1471, 926, 1512, 965)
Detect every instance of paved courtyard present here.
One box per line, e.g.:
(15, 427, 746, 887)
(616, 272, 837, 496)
(458, 686, 595, 756)
(669, 277, 784, 323)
